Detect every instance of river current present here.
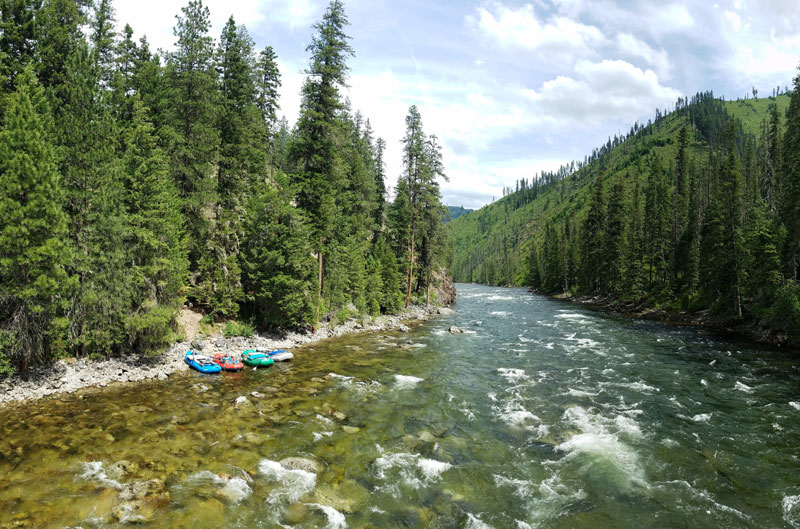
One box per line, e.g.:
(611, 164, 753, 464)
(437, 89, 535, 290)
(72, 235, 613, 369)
(2, 284, 800, 528)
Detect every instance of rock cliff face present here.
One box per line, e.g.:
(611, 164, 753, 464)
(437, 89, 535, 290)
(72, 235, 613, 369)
(432, 268, 457, 306)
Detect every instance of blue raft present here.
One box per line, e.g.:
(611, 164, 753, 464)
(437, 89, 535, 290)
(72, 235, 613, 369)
(184, 351, 222, 374)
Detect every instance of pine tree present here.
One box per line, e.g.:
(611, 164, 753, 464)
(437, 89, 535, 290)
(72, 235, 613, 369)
(0, 0, 38, 95)
(166, 0, 220, 282)
(54, 42, 129, 357)
(581, 173, 606, 292)
(623, 170, 645, 298)
(289, 0, 353, 320)
(373, 137, 387, 232)
(780, 67, 800, 280)
(644, 154, 670, 291)
(255, 45, 281, 128)
(89, 0, 116, 87)
(241, 175, 315, 328)
(672, 126, 690, 290)
(34, 0, 85, 90)
(605, 179, 626, 294)
(121, 99, 188, 353)
(0, 69, 72, 374)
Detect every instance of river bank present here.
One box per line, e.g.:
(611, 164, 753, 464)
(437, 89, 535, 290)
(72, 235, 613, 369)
(543, 290, 796, 349)
(0, 304, 454, 406)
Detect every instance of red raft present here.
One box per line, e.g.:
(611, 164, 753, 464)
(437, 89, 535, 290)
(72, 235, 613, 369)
(213, 353, 244, 372)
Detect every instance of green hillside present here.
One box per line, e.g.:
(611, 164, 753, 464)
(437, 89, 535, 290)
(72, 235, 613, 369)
(450, 87, 799, 333)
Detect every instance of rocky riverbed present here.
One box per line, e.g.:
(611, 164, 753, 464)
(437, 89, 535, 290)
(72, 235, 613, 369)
(0, 305, 455, 406)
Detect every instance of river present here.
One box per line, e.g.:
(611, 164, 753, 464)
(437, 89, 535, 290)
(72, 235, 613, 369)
(1, 284, 800, 528)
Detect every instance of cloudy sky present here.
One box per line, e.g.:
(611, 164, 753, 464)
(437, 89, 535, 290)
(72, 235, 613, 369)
(113, 0, 800, 209)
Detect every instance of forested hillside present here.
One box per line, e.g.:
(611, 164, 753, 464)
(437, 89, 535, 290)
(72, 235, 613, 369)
(0, 0, 451, 375)
(451, 78, 800, 337)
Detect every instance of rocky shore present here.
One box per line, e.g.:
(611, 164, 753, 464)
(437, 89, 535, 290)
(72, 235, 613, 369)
(544, 291, 797, 348)
(0, 304, 455, 406)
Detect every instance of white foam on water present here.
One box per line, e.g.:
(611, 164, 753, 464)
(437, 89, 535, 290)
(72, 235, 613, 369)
(660, 438, 679, 448)
(497, 368, 529, 383)
(700, 379, 708, 387)
(465, 513, 495, 529)
(220, 477, 252, 503)
(566, 336, 602, 348)
(518, 335, 534, 343)
(418, 458, 453, 480)
(614, 415, 643, 438)
(494, 399, 542, 429)
(313, 431, 333, 442)
(78, 461, 123, 490)
(790, 402, 800, 411)
(487, 392, 497, 402)
(692, 413, 712, 423)
(373, 446, 452, 492)
(555, 312, 592, 322)
(612, 381, 660, 393)
(773, 423, 784, 431)
(494, 474, 534, 498)
(734, 381, 754, 393)
(258, 459, 317, 505)
(488, 295, 513, 301)
(601, 368, 615, 376)
(307, 503, 347, 529)
(516, 522, 533, 529)
(783, 495, 800, 528)
(394, 374, 423, 388)
(327, 373, 353, 383)
(490, 311, 510, 316)
(566, 387, 601, 398)
(316, 414, 334, 425)
(556, 407, 645, 487)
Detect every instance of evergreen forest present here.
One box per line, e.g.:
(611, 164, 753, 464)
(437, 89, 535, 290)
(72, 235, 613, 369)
(0, 0, 452, 375)
(451, 76, 800, 340)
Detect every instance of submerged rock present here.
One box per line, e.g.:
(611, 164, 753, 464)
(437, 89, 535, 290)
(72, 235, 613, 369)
(312, 479, 369, 513)
(113, 479, 169, 524)
(234, 396, 253, 410)
(279, 457, 321, 474)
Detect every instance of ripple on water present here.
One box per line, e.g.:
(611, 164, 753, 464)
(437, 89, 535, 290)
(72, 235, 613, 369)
(258, 459, 317, 512)
(497, 368, 530, 384)
(307, 503, 347, 529)
(465, 513, 495, 528)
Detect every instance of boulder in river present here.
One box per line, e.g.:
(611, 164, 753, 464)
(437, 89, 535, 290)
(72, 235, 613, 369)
(449, 326, 465, 334)
(113, 479, 169, 524)
(437, 307, 456, 315)
(397, 324, 410, 333)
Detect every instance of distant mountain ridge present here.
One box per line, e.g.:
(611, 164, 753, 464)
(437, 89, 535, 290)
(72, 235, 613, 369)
(446, 205, 473, 223)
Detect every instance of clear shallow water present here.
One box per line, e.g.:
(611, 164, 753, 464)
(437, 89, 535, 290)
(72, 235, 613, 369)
(2, 283, 800, 528)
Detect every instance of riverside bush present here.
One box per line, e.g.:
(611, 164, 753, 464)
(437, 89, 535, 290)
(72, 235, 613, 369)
(224, 321, 255, 338)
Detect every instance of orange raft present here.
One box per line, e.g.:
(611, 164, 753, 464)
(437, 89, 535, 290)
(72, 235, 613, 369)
(212, 353, 244, 372)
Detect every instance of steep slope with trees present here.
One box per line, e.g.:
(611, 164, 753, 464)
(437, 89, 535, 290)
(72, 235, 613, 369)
(451, 83, 799, 341)
(0, 0, 452, 376)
